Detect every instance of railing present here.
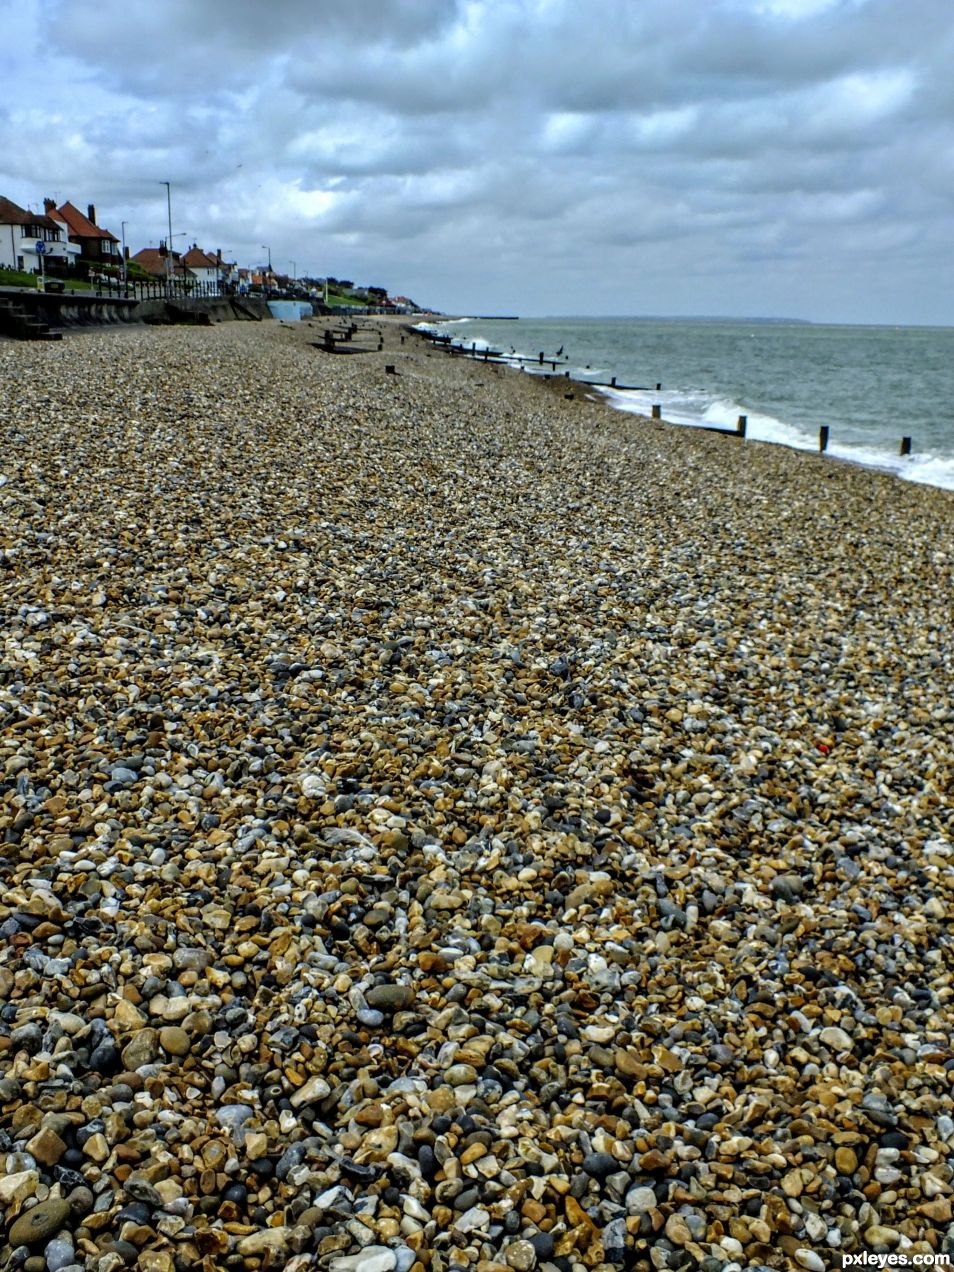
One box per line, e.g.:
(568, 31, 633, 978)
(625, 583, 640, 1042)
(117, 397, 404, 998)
(84, 277, 230, 301)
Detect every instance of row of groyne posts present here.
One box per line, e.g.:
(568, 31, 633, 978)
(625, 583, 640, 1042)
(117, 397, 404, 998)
(415, 329, 916, 457)
(415, 328, 661, 395)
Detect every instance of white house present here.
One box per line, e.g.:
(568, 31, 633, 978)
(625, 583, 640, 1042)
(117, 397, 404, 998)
(181, 244, 220, 289)
(0, 195, 81, 273)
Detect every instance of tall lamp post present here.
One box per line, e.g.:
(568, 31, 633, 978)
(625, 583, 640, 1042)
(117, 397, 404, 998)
(261, 244, 271, 293)
(120, 220, 128, 293)
(161, 181, 173, 296)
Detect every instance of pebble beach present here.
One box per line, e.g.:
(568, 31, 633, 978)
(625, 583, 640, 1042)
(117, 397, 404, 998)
(1, 318, 952, 1272)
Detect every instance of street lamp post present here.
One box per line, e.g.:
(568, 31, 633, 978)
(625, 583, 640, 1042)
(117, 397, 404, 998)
(261, 245, 271, 293)
(120, 220, 128, 293)
(290, 259, 296, 282)
(161, 181, 173, 296)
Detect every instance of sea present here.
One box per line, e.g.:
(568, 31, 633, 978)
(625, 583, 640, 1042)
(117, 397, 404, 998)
(418, 316, 954, 491)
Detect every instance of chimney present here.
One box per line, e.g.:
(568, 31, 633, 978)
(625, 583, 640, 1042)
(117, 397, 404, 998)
(44, 197, 56, 213)
(159, 240, 167, 256)
(87, 204, 96, 225)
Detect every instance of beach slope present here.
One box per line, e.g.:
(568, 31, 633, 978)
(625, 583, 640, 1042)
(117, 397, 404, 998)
(1, 321, 951, 1269)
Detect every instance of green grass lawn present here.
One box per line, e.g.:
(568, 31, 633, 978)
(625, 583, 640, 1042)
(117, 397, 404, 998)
(326, 291, 360, 307)
(0, 268, 94, 291)
(0, 267, 41, 288)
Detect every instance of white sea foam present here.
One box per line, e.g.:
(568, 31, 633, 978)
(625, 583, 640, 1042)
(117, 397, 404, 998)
(599, 386, 954, 491)
(413, 317, 473, 331)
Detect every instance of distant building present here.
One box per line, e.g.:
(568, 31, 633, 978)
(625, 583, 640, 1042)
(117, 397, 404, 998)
(130, 242, 181, 278)
(0, 195, 81, 273)
(46, 200, 121, 272)
(217, 253, 239, 287)
(181, 244, 220, 288)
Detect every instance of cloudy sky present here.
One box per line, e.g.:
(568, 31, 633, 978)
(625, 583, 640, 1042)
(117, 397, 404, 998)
(2, 0, 954, 322)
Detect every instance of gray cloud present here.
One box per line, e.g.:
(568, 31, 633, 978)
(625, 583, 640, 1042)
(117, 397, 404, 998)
(2, 0, 954, 319)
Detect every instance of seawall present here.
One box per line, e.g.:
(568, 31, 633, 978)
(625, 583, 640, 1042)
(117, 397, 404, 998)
(133, 296, 273, 325)
(0, 287, 273, 333)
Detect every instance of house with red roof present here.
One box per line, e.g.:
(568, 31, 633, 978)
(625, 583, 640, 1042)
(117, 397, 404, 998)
(45, 200, 121, 273)
(180, 244, 220, 289)
(1, 195, 81, 274)
(130, 243, 181, 279)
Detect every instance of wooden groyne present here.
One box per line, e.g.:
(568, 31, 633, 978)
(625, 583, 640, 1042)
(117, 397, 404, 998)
(412, 326, 659, 393)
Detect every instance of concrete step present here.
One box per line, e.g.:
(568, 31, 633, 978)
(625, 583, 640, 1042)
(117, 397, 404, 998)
(0, 300, 59, 341)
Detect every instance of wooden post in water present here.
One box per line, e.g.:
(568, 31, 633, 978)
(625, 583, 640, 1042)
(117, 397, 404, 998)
(656, 383, 662, 391)
(819, 426, 829, 453)
(652, 404, 662, 419)
(539, 351, 544, 364)
(611, 376, 616, 387)
(737, 415, 747, 438)
(900, 436, 912, 456)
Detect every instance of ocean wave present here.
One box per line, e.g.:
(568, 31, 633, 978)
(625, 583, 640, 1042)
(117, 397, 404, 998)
(414, 318, 473, 331)
(600, 386, 954, 490)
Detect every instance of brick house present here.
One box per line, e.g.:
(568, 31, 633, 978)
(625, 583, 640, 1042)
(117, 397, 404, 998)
(130, 243, 182, 279)
(46, 200, 122, 273)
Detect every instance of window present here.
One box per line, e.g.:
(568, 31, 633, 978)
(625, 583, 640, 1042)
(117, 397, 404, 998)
(21, 224, 58, 242)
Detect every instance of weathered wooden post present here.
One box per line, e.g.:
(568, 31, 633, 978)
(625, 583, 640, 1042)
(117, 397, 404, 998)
(385, 364, 396, 375)
(539, 352, 544, 364)
(900, 436, 912, 456)
(652, 404, 662, 419)
(610, 376, 616, 387)
(656, 383, 662, 391)
(819, 426, 829, 453)
(737, 415, 747, 438)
